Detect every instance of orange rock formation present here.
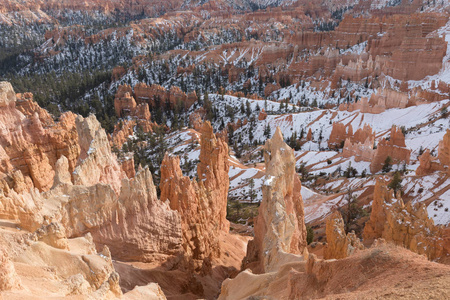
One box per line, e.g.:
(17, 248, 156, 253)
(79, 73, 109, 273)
(160, 121, 229, 268)
(0, 82, 80, 193)
(370, 126, 411, 173)
(323, 211, 364, 260)
(363, 179, 449, 261)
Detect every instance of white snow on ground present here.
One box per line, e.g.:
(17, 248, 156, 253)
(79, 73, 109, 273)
(301, 186, 318, 200)
(428, 190, 450, 226)
(304, 195, 341, 224)
(172, 93, 450, 224)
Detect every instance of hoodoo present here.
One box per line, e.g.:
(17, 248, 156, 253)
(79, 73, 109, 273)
(244, 127, 307, 273)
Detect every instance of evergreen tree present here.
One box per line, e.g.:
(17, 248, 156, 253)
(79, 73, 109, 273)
(388, 171, 403, 195)
(263, 123, 271, 139)
(382, 156, 392, 173)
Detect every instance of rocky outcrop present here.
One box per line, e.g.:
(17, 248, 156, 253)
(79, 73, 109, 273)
(55, 162, 183, 262)
(416, 149, 443, 176)
(132, 82, 196, 110)
(342, 124, 375, 162)
(160, 121, 229, 267)
(34, 222, 69, 250)
(113, 85, 154, 143)
(416, 130, 450, 175)
(258, 109, 267, 121)
(370, 126, 411, 173)
(323, 211, 363, 260)
(306, 128, 313, 141)
(438, 129, 450, 167)
(0, 248, 20, 291)
(363, 179, 449, 260)
(0, 112, 183, 262)
(73, 114, 126, 195)
(197, 121, 230, 231)
(339, 88, 411, 114)
(189, 108, 206, 131)
(244, 127, 307, 273)
(0, 81, 80, 193)
(114, 85, 136, 118)
(328, 123, 353, 149)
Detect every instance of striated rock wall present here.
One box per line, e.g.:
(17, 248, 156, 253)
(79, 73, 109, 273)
(363, 179, 449, 260)
(244, 127, 307, 273)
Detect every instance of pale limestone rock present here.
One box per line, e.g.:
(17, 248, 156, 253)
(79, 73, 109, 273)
(244, 127, 307, 273)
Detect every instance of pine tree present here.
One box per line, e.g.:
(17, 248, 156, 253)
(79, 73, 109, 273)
(388, 172, 403, 194)
(382, 156, 392, 173)
(264, 123, 271, 139)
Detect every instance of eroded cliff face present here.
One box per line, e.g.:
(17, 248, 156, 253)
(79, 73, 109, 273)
(0, 83, 183, 264)
(363, 179, 449, 261)
(323, 211, 364, 260)
(160, 121, 229, 268)
(0, 82, 80, 193)
(0, 82, 193, 299)
(49, 157, 183, 262)
(244, 127, 307, 273)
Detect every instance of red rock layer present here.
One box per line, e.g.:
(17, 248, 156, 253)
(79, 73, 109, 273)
(339, 88, 411, 114)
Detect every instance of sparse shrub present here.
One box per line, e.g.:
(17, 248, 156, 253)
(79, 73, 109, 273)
(306, 225, 314, 244)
